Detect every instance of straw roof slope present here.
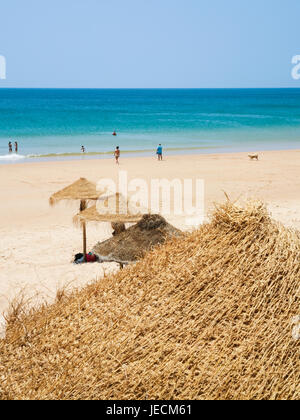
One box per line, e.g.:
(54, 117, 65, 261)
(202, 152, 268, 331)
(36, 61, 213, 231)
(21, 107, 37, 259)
(1, 201, 299, 400)
(49, 178, 101, 206)
(73, 204, 142, 225)
(93, 214, 182, 263)
(73, 193, 147, 224)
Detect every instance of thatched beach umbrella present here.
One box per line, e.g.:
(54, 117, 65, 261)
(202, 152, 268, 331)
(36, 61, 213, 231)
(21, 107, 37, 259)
(49, 178, 103, 256)
(91, 214, 182, 265)
(73, 192, 145, 226)
(73, 192, 148, 267)
(73, 204, 143, 225)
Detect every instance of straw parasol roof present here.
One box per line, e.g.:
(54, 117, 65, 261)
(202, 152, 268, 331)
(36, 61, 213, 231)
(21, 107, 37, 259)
(49, 178, 104, 256)
(73, 205, 143, 225)
(49, 178, 101, 206)
(73, 192, 146, 225)
(92, 214, 182, 264)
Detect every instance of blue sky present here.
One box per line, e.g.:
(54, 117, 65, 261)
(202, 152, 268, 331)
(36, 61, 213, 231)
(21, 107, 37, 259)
(0, 0, 300, 88)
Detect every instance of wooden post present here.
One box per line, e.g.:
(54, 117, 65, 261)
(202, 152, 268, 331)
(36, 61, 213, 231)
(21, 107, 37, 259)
(80, 200, 87, 258)
(83, 222, 87, 256)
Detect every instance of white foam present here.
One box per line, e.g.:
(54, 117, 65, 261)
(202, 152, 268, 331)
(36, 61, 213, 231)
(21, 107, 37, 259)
(0, 154, 26, 161)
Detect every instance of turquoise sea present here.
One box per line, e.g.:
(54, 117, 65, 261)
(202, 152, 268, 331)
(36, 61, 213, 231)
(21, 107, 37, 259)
(0, 88, 300, 163)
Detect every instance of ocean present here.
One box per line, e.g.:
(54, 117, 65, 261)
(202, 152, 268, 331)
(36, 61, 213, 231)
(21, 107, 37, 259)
(0, 88, 300, 163)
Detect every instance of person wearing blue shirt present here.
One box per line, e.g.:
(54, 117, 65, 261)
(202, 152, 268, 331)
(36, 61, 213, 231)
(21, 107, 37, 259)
(156, 144, 163, 161)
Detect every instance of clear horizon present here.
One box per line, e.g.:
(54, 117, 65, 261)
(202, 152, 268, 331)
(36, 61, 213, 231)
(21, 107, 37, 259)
(1, 87, 300, 90)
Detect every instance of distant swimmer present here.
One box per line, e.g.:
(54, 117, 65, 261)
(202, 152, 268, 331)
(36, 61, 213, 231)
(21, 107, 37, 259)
(156, 144, 163, 161)
(14, 141, 18, 153)
(81, 145, 86, 153)
(114, 146, 120, 164)
(8, 142, 12, 153)
(112, 131, 117, 136)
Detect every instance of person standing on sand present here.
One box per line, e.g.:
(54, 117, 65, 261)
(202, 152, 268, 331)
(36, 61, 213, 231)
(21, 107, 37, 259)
(14, 142, 18, 153)
(8, 142, 12, 153)
(81, 145, 85, 153)
(114, 146, 120, 164)
(156, 144, 163, 161)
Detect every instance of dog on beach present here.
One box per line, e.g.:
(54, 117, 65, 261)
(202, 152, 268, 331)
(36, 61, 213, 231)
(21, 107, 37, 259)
(248, 153, 259, 161)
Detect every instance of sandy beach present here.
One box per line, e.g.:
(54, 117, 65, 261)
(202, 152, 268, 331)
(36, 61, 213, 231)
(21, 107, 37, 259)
(1, 149, 300, 328)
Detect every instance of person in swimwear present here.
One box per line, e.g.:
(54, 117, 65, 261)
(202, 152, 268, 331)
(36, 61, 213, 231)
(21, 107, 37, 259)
(14, 141, 18, 153)
(114, 146, 120, 164)
(156, 144, 163, 161)
(112, 131, 117, 136)
(8, 142, 12, 153)
(81, 145, 86, 153)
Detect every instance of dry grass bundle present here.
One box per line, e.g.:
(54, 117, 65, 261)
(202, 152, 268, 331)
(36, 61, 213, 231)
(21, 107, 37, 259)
(0, 201, 299, 400)
(93, 214, 182, 264)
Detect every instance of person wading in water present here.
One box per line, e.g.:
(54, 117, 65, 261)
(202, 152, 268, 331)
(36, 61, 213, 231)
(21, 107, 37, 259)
(156, 144, 163, 161)
(114, 146, 120, 164)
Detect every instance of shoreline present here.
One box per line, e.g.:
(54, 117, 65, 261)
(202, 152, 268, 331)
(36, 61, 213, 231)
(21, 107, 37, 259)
(1, 145, 300, 166)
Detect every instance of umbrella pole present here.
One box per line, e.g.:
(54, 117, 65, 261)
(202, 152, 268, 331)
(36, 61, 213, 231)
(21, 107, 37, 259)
(83, 222, 87, 256)
(80, 200, 87, 258)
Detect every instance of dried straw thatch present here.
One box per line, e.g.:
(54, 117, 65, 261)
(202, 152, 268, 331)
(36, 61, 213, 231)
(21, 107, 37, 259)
(1, 201, 299, 400)
(93, 214, 182, 264)
(49, 178, 101, 206)
(73, 192, 146, 225)
(73, 205, 142, 225)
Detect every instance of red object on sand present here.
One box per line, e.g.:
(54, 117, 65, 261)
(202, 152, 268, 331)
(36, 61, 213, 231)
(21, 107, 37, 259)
(85, 253, 97, 263)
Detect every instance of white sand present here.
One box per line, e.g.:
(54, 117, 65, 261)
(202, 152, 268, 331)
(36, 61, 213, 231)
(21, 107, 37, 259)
(1, 149, 300, 335)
